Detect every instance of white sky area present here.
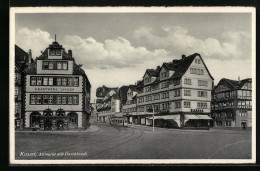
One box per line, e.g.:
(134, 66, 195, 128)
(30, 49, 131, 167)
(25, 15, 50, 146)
(15, 13, 253, 102)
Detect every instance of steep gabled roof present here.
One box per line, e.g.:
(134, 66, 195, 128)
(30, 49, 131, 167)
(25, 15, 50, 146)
(96, 86, 118, 97)
(143, 66, 161, 78)
(170, 53, 214, 80)
(217, 78, 252, 90)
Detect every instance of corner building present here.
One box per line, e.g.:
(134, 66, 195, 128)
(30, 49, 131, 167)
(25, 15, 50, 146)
(136, 54, 214, 128)
(24, 41, 91, 131)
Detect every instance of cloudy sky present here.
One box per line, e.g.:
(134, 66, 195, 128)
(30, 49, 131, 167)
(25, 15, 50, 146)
(15, 12, 253, 102)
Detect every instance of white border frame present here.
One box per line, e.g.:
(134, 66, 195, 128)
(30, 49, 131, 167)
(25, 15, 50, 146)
(9, 7, 256, 165)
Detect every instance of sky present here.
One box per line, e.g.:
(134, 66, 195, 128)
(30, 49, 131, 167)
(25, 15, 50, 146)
(15, 12, 253, 102)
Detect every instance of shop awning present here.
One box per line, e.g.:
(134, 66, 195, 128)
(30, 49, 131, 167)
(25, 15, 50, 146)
(184, 114, 200, 120)
(164, 115, 180, 120)
(197, 115, 212, 120)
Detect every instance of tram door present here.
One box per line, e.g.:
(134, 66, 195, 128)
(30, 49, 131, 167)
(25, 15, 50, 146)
(44, 120, 52, 131)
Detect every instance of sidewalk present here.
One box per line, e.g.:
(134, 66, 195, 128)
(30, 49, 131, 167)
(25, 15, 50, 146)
(15, 125, 100, 133)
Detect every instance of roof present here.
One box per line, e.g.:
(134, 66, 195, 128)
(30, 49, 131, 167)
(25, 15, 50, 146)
(143, 66, 161, 78)
(36, 41, 72, 60)
(96, 86, 118, 97)
(216, 78, 252, 90)
(169, 53, 214, 80)
(15, 45, 32, 72)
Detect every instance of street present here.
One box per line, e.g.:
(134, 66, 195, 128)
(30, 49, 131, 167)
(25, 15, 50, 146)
(15, 122, 252, 160)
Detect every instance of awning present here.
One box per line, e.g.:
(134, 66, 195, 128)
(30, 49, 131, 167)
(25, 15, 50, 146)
(197, 115, 212, 120)
(147, 116, 164, 120)
(164, 115, 180, 120)
(185, 114, 200, 120)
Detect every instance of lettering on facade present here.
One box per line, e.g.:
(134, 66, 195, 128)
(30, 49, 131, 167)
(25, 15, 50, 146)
(34, 87, 75, 92)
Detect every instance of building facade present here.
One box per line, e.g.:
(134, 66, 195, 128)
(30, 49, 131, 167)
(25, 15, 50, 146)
(122, 85, 138, 124)
(15, 45, 32, 130)
(24, 41, 91, 131)
(211, 78, 252, 128)
(128, 53, 214, 128)
(96, 86, 120, 123)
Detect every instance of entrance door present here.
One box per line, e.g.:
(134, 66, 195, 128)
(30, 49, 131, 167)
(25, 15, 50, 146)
(57, 120, 64, 131)
(44, 120, 52, 131)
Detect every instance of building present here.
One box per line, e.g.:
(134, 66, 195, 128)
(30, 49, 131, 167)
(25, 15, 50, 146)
(122, 85, 138, 124)
(132, 53, 214, 128)
(24, 40, 91, 131)
(211, 78, 252, 128)
(15, 45, 32, 130)
(96, 86, 120, 123)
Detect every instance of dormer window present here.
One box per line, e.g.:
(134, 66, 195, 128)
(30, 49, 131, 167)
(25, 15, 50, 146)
(49, 49, 61, 56)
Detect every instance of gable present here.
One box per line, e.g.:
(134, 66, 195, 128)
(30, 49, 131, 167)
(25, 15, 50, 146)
(183, 55, 213, 80)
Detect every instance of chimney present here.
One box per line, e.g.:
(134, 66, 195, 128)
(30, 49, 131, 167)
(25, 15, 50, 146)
(182, 54, 186, 60)
(156, 65, 160, 70)
(28, 49, 32, 64)
(68, 50, 72, 58)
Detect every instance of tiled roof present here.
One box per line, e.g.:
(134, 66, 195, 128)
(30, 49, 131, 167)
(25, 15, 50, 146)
(96, 86, 118, 97)
(170, 53, 214, 80)
(218, 78, 252, 89)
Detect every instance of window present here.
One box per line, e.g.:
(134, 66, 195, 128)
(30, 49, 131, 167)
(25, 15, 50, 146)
(190, 68, 204, 75)
(198, 80, 208, 87)
(62, 96, 67, 104)
(184, 101, 191, 108)
(57, 62, 62, 70)
(49, 77, 53, 85)
(184, 78, 191, 85)
(15, 102, 18, 113)
(68, 96, 73, 104)
(43, 77, 48, 85)
(57, 78, 62, 86)
(68, 78, 73, 86)
(62, 77, 67, 86)
(36, 95, 42, 104)
(49, 49, 56, 56)
(184, 90, 191, 96)
(56, 49, 61, 55)
(73, 95, 78, 104)
(195, 59, 201, 64)
(15, 73, 18, 82)
(198, 91, 208, 98)
(175, 101, 181, 108)
(43, 95, 48, 104)
(48, 95, 53, 104)
(49, 62, 54, 69)
(57, 95, 61, 104)
(74, 78, 79, 86)
(43, 62, 49, 69)
(174, 90, 180, 97)
(31, 95, 36, 104)
(15, 87, 18, 96)
(63, 62, 68, 70)
(37, 77, 42, 85)
(197, 102, 207, 109)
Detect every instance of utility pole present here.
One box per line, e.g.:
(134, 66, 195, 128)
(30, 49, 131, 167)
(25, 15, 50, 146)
(152, 105, 155, 132)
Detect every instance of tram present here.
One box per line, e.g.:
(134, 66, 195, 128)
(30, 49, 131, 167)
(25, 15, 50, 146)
(110, 117, 128, 127)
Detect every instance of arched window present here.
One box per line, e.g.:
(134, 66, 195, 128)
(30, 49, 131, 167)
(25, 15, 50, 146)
(43, 109, 53, 116)
(56, 109, 65, 116)
(30, 112, 41, 128)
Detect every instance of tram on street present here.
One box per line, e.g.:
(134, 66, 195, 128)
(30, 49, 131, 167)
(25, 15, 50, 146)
(110, 117, 128, 127)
